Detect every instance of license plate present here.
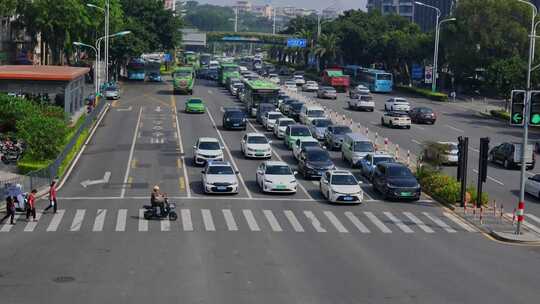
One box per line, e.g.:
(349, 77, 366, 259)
(275, 184, 286, 189)
(343, 196, 353, 201)
(233, 123, 239, 126)
(217, 186, 227, 190)
(401, 192, 412, 196)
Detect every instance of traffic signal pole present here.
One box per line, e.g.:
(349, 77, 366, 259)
(458, 136, 469, 207)
(517, 1, 537, 235)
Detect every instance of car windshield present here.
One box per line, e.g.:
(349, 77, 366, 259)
(302, 141, 319, 148)
(227, 111, 244, 118)
(333, 126, 352, 135)
(313, 119, 332, 127)
(105, 86, 118, 91)
(279, 120, 294, 126)
(266, 165, 292, 175)
(418, 108, 433, 113)
(387, 166, 414, 178)
(331, 174, 358, 185)
(260, 104, 275, 112)
(285, 82, 296, 86)
(308, 110, 325, 117)
(199, 142, 220, 150)
(207, 166, 234, 175)
(359, 95, 373, 101)
(291, 127, 311, 136)
(268, 113, 282, 119)
(377, 73, 392, 81)
(373, 157, 394, 165)
(306, 150, 330, 161)
(291, 103, 304, 111)
(247, 136, 268, 144)
(189, 99, 202, 104)
(353, 142, 374, 152)
(175, 71, 192, 77)
(393, 99, 408, 104)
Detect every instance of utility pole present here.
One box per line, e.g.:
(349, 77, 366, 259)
(105, 0, 110, 83)
(272, 8, 276, 35)
(234, 7, 238, 33)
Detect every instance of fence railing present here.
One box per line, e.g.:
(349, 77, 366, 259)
(1, 100, 107, 197)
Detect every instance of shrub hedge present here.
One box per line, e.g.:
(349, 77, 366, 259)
(489, 109, 510, 121)
(397, 85, 448, 102)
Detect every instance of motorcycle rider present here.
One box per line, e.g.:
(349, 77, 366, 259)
(150, 185, 166, 216)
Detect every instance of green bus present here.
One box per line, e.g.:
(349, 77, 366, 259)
(218, 63, 240, 86)
(172, 66, 195, 95)
(183, 51, 199, 69)
(244, 79, 280, 117)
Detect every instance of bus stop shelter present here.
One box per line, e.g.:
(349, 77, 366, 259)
(0, 65, 90, 116)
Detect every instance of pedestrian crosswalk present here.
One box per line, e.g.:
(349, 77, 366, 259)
(0, 207, 489, 235)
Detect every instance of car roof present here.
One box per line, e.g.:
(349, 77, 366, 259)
(267, 111, 282, 115)
(224, 107, 243, 112)
(277, 117, 295, 121)
(379, 162, 407, 168)
(304, 105, 324, 110)
(329, 170, 354, 175)
(303, 146, 327, 153)
(329, 124, 350, 128)
(264, 161, 289, 166)
(385, 111, 409, 115)
(321, 86, 335, 90)
(370, 152, 394, 158)
(344, 133, 369, 141)
(207, 161, 231, 167)
(299, 137, 318, 143)
(198, 137, 219, 142)
(289, 124, 309, 129)
(246, 132, 266, 137)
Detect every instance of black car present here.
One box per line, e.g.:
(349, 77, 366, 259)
(287, 102, 305, 121)
(256, 103, 277, 124)
(489, 142, 535, 170)
(409, 107, 437, 124)
(324, 125, 353, 150)
(298, 146, 335, 179)
(372, 162, 421, 200)
(222, 108, 247, 130)
(279, 99, 298, 115)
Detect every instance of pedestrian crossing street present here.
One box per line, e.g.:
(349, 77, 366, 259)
(0, 207, 486, 235)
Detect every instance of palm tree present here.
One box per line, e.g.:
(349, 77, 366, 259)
(314, 33, 339, 70)
(296, 29, 314, 67)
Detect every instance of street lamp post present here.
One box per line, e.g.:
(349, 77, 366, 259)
(515, 0, 537, 234)
(73, 42, 98, 95)
(273, 8, 276, 35)
(415, 1, 444, 93)
(87, 1, 110, 82)
(95, 31, 132, 91)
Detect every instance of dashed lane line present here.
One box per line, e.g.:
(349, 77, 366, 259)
(445, 124, 464, 133)
(472, 169, 504, 186)
(174, 104, 191, 197)
(121, 107, 142, 198)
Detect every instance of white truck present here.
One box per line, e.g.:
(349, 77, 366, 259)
(348, 94, 375, 112)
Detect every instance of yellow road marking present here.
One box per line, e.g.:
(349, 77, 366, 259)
(131, 159, 137, 169)
(177, 158, 182, 169)
(111, 100, 119, 108)
(127, 176, 133, 188)
(179, 177, 185, 190)
(170, 94, 176, 108)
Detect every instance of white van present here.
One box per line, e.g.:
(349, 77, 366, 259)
(299, 105, 326, 125)
(341, 133, 375, 167)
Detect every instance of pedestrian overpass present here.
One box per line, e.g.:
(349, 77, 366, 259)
(206, 32, 301, 46)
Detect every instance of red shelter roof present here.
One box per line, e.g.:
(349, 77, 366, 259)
(0, 65, 90, 81)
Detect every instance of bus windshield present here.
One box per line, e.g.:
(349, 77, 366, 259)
(377, 73, 392, 81)
(175, 70, 192, 77)
(253, 93, 278, 106)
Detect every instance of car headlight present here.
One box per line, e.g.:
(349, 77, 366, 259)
(226, 118, 230, 121)
(290, 179, 297, 184)
(247, 147, 256, 152)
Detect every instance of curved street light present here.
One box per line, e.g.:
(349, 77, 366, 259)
(73, 42, 98, 94)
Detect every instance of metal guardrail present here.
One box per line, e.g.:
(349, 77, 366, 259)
(1, 100, 107, 196)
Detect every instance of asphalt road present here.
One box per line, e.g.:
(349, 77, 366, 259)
(2, 79, 540, 303)
(293, 86, 540, 223)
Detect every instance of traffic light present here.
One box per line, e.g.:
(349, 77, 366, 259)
(479, 137, 490, 183)
(529, 91, 540, 126)
(510, 90, 525, 126)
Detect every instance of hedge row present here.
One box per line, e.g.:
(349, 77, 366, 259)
(397, 85, 449, 102)
(490, 109, 510, 121)
(416, 166, 489, 206)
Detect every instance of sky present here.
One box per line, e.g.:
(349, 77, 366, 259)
(195, 0, 368, 11)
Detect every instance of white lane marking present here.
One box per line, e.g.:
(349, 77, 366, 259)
(56, 196, 316, 201)
(470, 147, 479, 153)
(46, 210, 65, 232)
(412, 139, 422, 145)
(222, 209, 238, 231)
(138, 209, 148, 231)
(384, 212, 414, 233)
(24, 212, 42, 232)
(92, 209, 107, 232)
(206, 108, 253, 199)
(304, 211, 326, 232)
(243, 209, 261, 231)
(174, 105, 191, 197)
(116, 209, 127, 231)
(263, 210, 282, 232)
(525, 213, 540, 224)
(1, 214, 20, 232)
(445, 124, 464, 133)
(364, 211, 392, 233)
(504, 213, 540, 234)
(181, 209, 193, 231)
(284, 210, 304, 232)
(121, 107, 143, 198)
(344, 211, 370, 233)
(311, 181, 318, 186)
(161, 219, 171, 231)
(403, 212, 434, 233)
(413, 125, 425, 130)
(472, 169, 504, 185)
(422, 212, 456, 233)
(324, 211, 348, 233)
(443, 212, 477, 232)
(245, 119, 315, 200)
(201, 209, 216, 231)
(370, 121, 378, 125)
(208, 89, 213, 95)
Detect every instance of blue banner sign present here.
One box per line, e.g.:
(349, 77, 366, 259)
(287, 38, 307, 48)
(411, 64, 423, 80)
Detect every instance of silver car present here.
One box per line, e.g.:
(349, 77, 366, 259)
(104, 86, 119, 100)
(317, 86, 337, 99)
(324, 125, 353, 150)
(309, 118, 332, 141)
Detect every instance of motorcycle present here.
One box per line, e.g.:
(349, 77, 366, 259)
(143, 199, 178, 221)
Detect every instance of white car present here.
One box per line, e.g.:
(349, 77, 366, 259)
(348, 94, 375, 111)
(284, 81, 298, 92)
(525, 174, 540, 198)
(293, 75, 306, 86)
(241, 133, 272, 158)
(319, 170, 363, 203)
(299, 105, 326, 125)
(349, 84, 370, 98)
(292, 137, 320, 160)
(256, 161, 298, 193)
(381, 111, 411, 129)
(193, 137, 224, 166)
(273, 117, 295, 139)
(239, 66, 249, 72)
(302, 81, 319, 92)
(438, 141, 459, 164)
(201, 161, 239, 194)
(384, 97, 410, 112)
(262, 111, 284, 130)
